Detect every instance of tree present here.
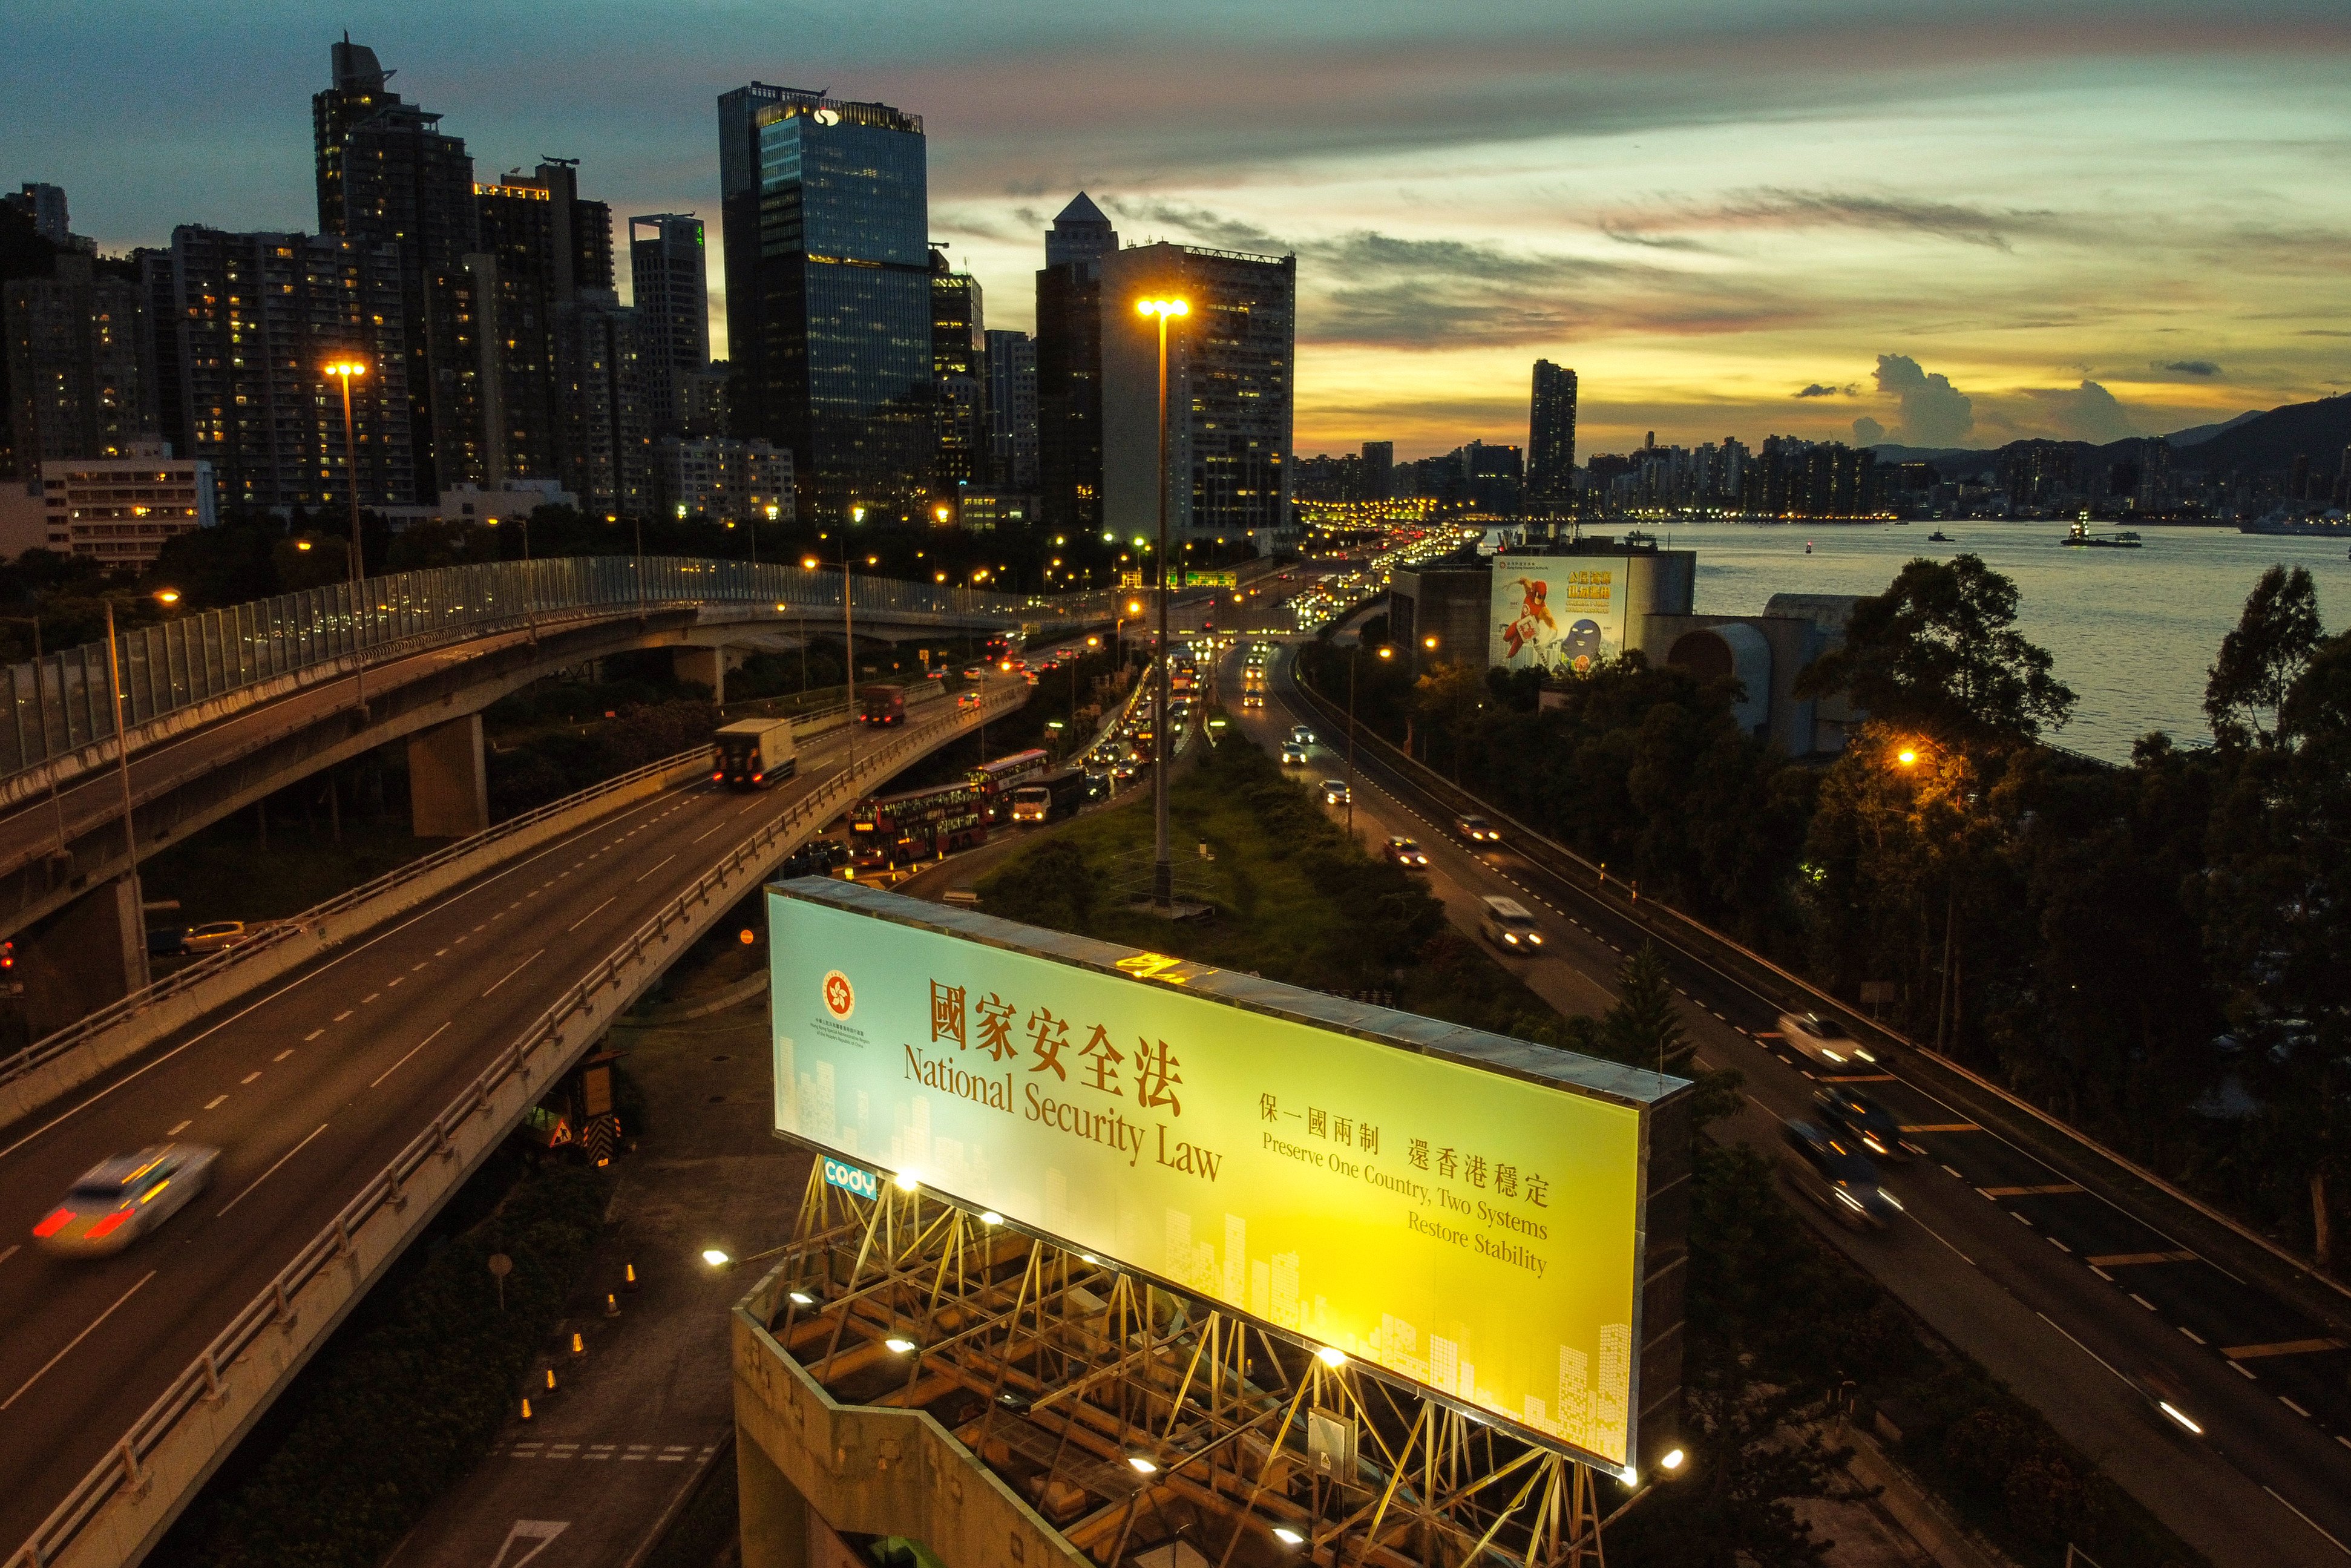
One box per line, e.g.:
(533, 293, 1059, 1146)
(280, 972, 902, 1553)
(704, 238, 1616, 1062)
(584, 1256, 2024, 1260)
(1606, 944, 1692, 1073)
(1796, 554, 2074, 746)
(2205, 564, 2322, 747)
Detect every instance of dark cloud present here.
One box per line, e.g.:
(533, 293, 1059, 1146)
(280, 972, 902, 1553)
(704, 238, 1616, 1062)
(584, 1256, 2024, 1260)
(1795, 382, 1842, 398)
(2022, 379, 2137, 442)
(1871, 355, 1976, 445)
(1853, 416, 1889, 445)
(1601, 188, 2062, 252)
(2157, 358, 2223, 376)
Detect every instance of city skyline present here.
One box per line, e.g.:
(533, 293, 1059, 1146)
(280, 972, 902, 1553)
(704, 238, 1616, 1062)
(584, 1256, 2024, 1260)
(5, 4, 2346, 462)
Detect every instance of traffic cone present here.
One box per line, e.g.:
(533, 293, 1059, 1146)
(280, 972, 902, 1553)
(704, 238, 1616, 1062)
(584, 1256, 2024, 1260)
(571, 1331, 586, 1357)
(520, 1397, 534, 1421)
(605, 1292, 621, 1319)
(624, 1262, 640, 1292)
(545, 1367, 558, 1392)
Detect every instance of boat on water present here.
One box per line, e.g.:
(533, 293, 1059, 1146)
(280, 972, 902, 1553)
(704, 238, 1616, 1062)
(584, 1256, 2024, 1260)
(2062, 514, 2143, 549)
(1927, 530, 1953, 542)
(2238, 511, 2351, 537)
(1622, 530, 1661, 548)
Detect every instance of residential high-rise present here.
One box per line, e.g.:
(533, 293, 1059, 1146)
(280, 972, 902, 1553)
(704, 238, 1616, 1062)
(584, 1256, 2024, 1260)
(1464, 439, 1524, 515)
(1101, 241, 1296, 542)
(717, 84, 931, 522)
(1035, 194, 1118, 533)
(931, 248, 988, 498)
(1361, 440, 1393, 502)
(629, 214, 710, 433)
(985, 329, 1038, 493)
(1527, 360, 1576, 512)
(4, 185, 70, 248)
(4, 250, 156, 474)
(313, 38, 477, 499)
(553, 290, 651, 519)
(152, 226, 413, 511)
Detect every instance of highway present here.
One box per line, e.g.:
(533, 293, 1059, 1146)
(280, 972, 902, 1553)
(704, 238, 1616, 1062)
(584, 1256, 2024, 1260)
(1227, 640, 2351, 1568)
(0, 684, 1013, 1557)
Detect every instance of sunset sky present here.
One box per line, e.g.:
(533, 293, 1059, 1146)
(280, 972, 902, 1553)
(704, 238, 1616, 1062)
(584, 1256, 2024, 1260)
(8, 1, 2346, 459)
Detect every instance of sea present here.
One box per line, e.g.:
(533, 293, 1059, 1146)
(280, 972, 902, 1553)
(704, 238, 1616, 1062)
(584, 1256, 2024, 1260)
(1627, 521, 2351, 764)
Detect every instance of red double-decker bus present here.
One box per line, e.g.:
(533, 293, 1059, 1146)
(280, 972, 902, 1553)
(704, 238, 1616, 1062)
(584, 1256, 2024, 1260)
(848, 778, 989, 868)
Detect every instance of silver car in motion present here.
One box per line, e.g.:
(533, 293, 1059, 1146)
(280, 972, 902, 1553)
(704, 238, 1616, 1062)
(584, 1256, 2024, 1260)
(34, 1144, 219, 1256)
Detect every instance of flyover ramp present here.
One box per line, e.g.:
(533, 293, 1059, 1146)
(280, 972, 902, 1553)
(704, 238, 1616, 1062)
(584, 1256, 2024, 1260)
(0, 678, 1026, 1568)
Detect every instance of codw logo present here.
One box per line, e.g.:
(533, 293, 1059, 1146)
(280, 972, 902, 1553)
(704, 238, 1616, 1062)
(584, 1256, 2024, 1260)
(822, 1158, 880, 1200)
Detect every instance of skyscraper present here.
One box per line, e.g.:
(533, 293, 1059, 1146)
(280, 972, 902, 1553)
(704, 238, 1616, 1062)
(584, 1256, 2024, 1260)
(1527, 360, 1577, 513)
(629, 214, 710, 433)
(1035, 194, 1117, 533)
(4, 251, 155, 473)
(986, 329, 1039, 493)
(152, 226, 413, 511)
(1361, 440, 1393, 502)
(1101, 241, 1296, 542)
(314, 38, 477, 500)
(4, 185, 70, 248)
(931, 248, 988, 498)
(717, 84, 932, 522)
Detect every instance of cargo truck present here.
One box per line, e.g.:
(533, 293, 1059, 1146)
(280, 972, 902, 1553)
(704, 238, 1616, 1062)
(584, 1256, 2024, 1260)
(713, 716, 797, 789)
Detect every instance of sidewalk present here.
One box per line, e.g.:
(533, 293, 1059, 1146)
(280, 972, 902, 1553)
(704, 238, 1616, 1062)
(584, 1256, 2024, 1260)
(384, 985, 801, 1568)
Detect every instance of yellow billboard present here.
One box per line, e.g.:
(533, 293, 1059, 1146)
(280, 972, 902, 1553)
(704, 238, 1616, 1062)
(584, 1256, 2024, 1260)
(768, 881, 1681, 1469)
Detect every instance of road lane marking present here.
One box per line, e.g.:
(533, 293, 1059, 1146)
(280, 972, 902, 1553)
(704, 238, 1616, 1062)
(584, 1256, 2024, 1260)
(1, 1270, 156, 1410)
(2087, 1250, 2198, 1267)
(2090, 1265, 2114, 1281)
(2130, 1293, 2158, 1311)
(370, 1022, 451, 1089)
(274, 1051, 293, 1062)
(2047, 1236, 2071, 1253)
(304, 1029, 324, 1042)
(2180, 1327, 2206, 1344)
(1977, 1184, 2084, 1197)
(436, 948, 449, 956)
(566, 897, 615, 932)
(240, 1071, 261, 1085)
(692, 821, 727, 842)
(386, 977, 402, 988)
(0, 1244, 15, 1267)
(216, 1123, 330, 1216)
(2283, 1396, 2312, 1417)
(203, 1095, 226, 1110)
(2232, 1361, 2259, 1379)
(1941, 1164, 1965, 1179)
(2263, 1486, 2351, 1557)
(1901, 1123, 1981, 1133)
(484, 949, 546, 997)
(2221, 1337, 2348, 1360)
(333, 1011, 353, 1022)
(2031, 1311, 2134, 1390)
(411, 962, 429, 971)
(167, 1120, 190, 1135)
(362, 992, 379, 1005)
(633, 853, 676, 883)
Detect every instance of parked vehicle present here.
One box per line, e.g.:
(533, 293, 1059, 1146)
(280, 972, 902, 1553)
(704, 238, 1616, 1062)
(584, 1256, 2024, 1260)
(712, 717, 796, 789)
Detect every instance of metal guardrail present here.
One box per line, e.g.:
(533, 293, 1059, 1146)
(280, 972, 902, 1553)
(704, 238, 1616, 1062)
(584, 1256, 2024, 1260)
(1287, 661, 2351, 1310)
(7, 684, 1024, 1568)
(0, 554, 1113, 782)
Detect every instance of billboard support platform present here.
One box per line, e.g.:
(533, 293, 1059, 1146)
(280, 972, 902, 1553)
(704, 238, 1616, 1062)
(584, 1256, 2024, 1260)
(765, 877, 1691, 1479)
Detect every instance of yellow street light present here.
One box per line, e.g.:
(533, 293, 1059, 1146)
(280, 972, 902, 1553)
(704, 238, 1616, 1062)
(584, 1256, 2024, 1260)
(154, 589, 180, 606)
(1136, 297, 1190, 323)
(802, 555, 820, 569)
(1896, 747, 1920, 767)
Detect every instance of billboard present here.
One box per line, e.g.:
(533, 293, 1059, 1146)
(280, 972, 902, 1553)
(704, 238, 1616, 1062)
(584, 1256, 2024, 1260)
(769, 881, 1684, 1469)
(1490, 556, 1629, 676)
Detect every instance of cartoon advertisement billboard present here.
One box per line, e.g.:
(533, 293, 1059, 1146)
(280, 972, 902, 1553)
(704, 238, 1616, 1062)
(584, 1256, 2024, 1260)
(769, 879, 1687, 1471)
(1489, 557, 1629, 676)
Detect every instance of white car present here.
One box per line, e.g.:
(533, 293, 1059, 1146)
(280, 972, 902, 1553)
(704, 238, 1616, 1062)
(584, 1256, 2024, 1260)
(1290, 726, 1316, 746)
(1321, 779, 1351, 805)
(1280, 744, 1308, 767)
(1478, 896, 1543, 953)
(34, 1144, 220, 1256)
(1777, 1011, 1878, 1067)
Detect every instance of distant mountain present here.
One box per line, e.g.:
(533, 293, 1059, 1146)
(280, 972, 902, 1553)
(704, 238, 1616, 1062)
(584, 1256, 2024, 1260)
(1858, 444, 1987, 467)
(2167, 395, 2351, 476)
(2165, 409, 2266, 447)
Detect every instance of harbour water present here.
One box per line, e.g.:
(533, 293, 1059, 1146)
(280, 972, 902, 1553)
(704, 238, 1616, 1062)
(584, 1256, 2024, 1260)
(1636, 521, 2350, 763)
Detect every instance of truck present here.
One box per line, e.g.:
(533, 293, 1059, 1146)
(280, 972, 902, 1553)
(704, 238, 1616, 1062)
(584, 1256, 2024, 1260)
(1009, 768, 1087, 824)
(713, 717, 796, 789)
(857, 684, 907, 726)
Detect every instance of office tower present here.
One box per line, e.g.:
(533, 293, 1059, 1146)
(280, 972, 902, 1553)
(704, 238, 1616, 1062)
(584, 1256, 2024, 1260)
(554, 292, 650, 518)
(153, 226, 413, 511)
(718, 84, 931, 521)
(470, 171, 568, 484)
(931, 248, 988, 497)
(986, 329, 1038, 493)
(653, 436, 792, 523)
(1361, 440, 1393, 502)
(1101, 241, 1296, 542)
(1463, 440, 1524, 514)
(1035, 194, 1118, 533)
(314, 38, 477, 499)
(4, 251, 156, 474)
(4, 185, 70, 248)
(1527, 360, 1576, 512)
(629, 214, 710, 433)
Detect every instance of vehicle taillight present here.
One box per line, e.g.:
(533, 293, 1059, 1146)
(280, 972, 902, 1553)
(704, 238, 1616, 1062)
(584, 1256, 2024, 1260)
(712, 771, 724, 781)
(85, 1211, 131, 1239)
(751, 773, 764, 784)
(33, 1207, 73, 1237)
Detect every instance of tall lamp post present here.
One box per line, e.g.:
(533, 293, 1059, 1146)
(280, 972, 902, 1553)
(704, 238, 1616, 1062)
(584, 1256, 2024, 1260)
(323, 358, 372, 713)
(1136, 295, 1189, 907)
(803, 554, 859, 789)
(1346, 641, 1391, 840)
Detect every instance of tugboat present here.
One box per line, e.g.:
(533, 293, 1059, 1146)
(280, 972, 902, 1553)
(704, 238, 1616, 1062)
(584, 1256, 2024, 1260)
(2061, 513, 2143, 549)
(1926, 530, 1953, 543)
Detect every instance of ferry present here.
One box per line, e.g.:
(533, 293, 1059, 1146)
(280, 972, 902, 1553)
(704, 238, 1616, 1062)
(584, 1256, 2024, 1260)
(2061, 514, 2142, 549)
(2238, 511, 2351, 537)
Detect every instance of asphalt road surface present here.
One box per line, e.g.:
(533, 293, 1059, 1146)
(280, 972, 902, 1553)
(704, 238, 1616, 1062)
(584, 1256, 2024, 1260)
(1227, 640, 2351, 1568)
(0, 692, 1005, 1557)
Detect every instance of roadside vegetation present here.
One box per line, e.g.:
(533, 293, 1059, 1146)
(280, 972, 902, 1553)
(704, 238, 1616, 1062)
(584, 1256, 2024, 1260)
(1308, 556, 2351, 1274)
(977, 732, 2200, 1567)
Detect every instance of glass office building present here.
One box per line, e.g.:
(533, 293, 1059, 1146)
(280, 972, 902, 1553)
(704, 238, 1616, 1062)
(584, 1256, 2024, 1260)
(718, 85, 931, 522)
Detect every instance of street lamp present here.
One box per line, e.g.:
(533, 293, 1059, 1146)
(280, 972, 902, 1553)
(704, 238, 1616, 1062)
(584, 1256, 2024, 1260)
(1136, 295, 1189, 907)
(802, 553, 861, 786)
(1346, 643, 1391, 839)
(323, 357, 372, 713)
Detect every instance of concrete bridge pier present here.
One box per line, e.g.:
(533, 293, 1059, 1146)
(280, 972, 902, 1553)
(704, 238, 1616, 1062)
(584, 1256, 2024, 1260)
(672, 645, 745, 702)
(19, 873, 151, 1037)
(408, 713, 490, 839)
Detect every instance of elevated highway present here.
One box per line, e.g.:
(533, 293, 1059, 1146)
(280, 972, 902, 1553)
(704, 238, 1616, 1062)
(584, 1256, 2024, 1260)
(0, 676, 1029, 1568)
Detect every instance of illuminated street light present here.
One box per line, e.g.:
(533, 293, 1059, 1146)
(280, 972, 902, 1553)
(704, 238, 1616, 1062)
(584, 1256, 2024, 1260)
(701, 1248, 730, 1266)
(321, 357, 372, 712)
(894, 1169, 920, 1192)
(1315, 1346, 1347, 1367)
(1126, 1455, 1158, 1475)
(884, 1336, 917, 1354)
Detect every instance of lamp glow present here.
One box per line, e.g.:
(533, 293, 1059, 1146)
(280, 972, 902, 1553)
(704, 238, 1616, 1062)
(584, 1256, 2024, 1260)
(894, 1169, 920, 1192)
(1271, 1529, 1305, 1547)
(700, 1248, 730, 1266)
(980, 1211, 1003, 1225)
(1126, 1455, 1158, 1474)
(788, 1290, 816, 1306)
(1315, 1346, 1347, 1367)
(1659, 1447, 1686, 1472)
(884, 1337, 917, 1354)
(1135, 297, 1190, 320)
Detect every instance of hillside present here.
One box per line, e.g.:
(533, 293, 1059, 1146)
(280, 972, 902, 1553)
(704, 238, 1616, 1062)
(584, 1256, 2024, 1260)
(2165, 394, 2351, 476)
